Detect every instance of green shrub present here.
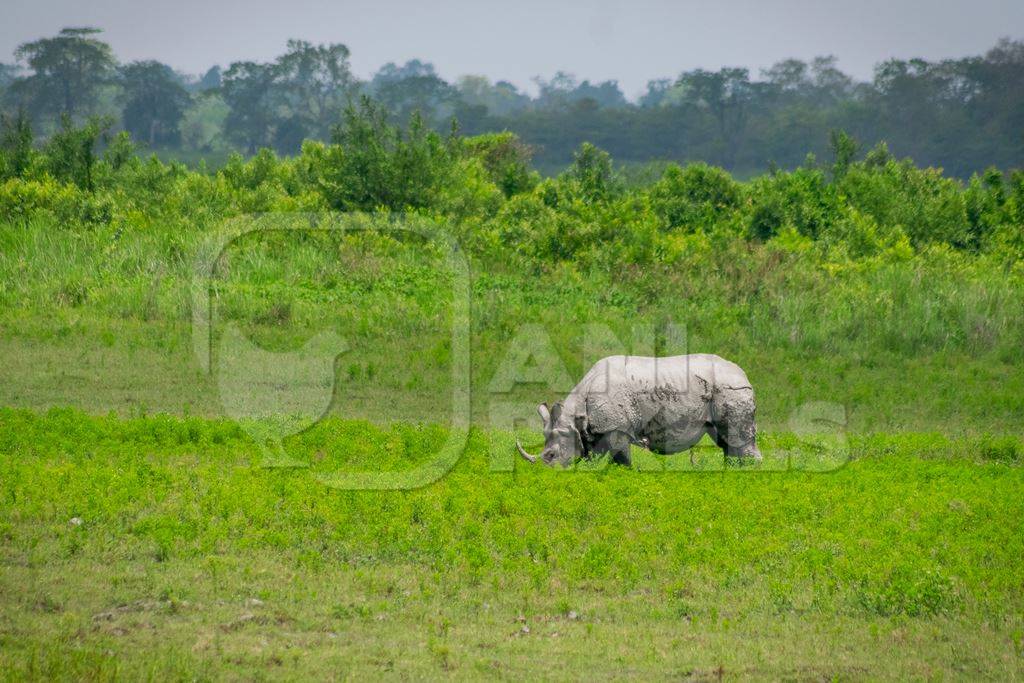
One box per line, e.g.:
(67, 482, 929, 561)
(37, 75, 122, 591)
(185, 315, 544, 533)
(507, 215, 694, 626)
(648, 162, 740, 232)
(0, 117, 1018, 271)
(313, 98, 461, 212)
(43, 115, 111, 193)
(562, 142, 616, 203)
(840, 153, 971, 248)
(0, 110, 35, 181)
(461, 131, 537, 197)
(0, 178, 113, 226)
(745, 165, 842, 240)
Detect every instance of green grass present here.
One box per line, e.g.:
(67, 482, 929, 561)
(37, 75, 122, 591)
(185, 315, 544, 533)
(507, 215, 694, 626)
(0, 409, 1022, 679)
(1, 218, 1023, 434)
(1, 214, 1023, 678)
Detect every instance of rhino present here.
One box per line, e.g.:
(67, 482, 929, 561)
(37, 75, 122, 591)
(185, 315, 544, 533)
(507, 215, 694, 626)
(516, 354, 762, 467)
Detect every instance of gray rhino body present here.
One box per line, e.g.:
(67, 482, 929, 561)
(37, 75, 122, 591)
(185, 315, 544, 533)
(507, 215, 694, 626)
(517, 354, 761, 467)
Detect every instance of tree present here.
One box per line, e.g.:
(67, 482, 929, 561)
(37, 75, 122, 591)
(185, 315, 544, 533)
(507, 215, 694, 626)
(533, 72, 627, 110)
(371, 60, 455, 124)
(221, 41, 357, 153)
(44, 115, 111, 192)
(676, 68, 755, 169)
(221, 61, 278, 152)
(966, 39, 1024, 166)
(180, 92, 229, 151)
(0, 63, 20, 92)
(829, 129, 859, 181)
(120, 61, 191, 146)
(809, 56, 853, 103)
(9, 28, 116, 122)
(195, 66, 222, 92)
(534, 71, 579, 110)
(321, 97, 457, 210)
(274, 40, 358, 142)
(0, 110, 34, 180)
(639, 78, 675, 108)
(455, 75, 530, 117)
(566, 142, 615, 201)
(763, 59, 809, 93)
(572, 79, 627, 108)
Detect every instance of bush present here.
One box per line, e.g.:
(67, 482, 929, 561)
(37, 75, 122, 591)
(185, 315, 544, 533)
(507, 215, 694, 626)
(0, 178, 113, 226)
(745, 166, 842, 240)
(840, 153, 971, 248)
(648, 162, 740, 232)
(461, 131, 537, 198)
(562, 142, 616, 202)
(818, 207, 910, 259)
(0, 110, 34, 181)
(44, 116, 111, 193)
(0, 118, 1018, 269)
(315, 98, 460, 212)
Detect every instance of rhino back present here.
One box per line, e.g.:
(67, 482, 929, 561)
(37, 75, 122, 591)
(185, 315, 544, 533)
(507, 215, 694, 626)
(576, 355, 729, 437)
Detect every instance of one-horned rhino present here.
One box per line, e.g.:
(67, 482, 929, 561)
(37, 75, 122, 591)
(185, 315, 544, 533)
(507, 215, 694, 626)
(516, 354, 762, 467)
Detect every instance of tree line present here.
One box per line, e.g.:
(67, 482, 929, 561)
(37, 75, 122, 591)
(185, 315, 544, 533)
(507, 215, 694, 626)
(1, 27, 1022, 177)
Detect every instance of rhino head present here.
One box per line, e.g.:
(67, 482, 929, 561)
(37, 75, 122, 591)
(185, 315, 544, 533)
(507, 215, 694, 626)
(516, 401, 586, 467)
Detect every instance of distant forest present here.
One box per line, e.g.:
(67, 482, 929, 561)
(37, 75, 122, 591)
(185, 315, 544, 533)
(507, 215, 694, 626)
(1, 28, 1022, 177)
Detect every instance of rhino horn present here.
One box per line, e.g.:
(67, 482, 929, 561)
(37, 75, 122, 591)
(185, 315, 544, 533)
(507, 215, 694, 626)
(515, 440, 539, 464)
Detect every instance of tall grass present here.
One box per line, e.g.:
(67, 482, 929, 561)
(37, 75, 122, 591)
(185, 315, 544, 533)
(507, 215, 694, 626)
(3, 218, 1022, 360)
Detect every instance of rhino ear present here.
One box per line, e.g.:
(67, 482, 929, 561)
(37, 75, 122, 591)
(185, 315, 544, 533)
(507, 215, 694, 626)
(549, 401, 563, 425)
(537, 403, 552, 432)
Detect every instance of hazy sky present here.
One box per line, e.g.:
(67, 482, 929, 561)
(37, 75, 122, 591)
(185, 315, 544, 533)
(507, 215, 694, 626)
(3, 0, 1023, 98)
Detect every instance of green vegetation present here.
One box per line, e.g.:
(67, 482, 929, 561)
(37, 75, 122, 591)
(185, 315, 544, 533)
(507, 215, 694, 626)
(0, 108, 1021, 430)
(1, 410, 1023, 678)
(2, 28, 1024, 175)
(0, 101, 1022, 677)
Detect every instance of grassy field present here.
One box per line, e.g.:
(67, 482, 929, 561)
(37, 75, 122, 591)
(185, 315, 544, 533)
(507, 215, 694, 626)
(2, 219, 1022, 433)
(1, 141, 1023, 678)
(1, 243, 1022, 679)
(1, 410, 1022, 680)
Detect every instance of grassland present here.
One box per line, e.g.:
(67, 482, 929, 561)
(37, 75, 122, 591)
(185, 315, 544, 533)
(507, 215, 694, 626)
(2, 218, 1022, 431)
(0, 218, 1022, 679)
(1, 130, 1023, 678)
(1, 409, 1023, 680)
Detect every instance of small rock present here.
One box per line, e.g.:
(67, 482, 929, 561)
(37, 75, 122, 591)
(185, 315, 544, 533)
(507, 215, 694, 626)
(567, 610, 579, 621)
(69, 517, 83, 526)
(519, 625, 530, 635)
(246, 598, 264, 607)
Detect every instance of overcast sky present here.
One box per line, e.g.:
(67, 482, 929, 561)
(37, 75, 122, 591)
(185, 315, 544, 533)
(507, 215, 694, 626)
(3, 0, 1023, 98)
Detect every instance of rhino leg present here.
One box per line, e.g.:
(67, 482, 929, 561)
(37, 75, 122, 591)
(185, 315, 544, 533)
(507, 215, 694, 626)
(592, 431, 633, 467)
(611, 448, 632, 467)
(710, 387, 761, 459)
